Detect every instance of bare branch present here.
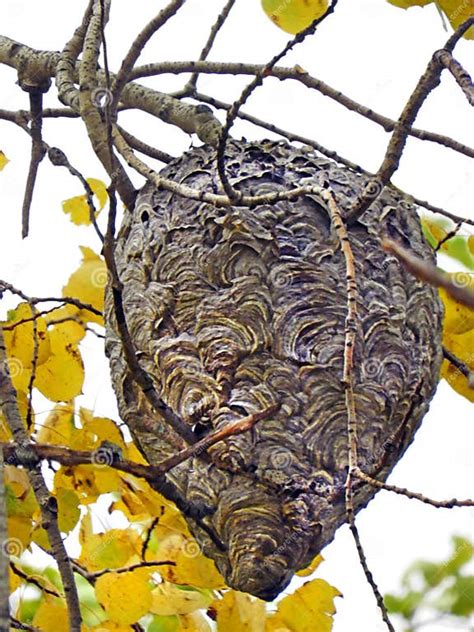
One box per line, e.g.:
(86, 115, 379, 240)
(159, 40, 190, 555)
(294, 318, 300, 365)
(21, 93, 47, 239)
(323, 187, 394, 631)
(116, 125, 175, 163)
(383, 238, 474, 309)
(216, 0, 340, 200)
(132, 60, 474, 160)
(184, 0, 237, 93)
(354, 468, 474, 509)
(111, 0, 186, 112)
(434, 50, 474, 106)
(347, 17, 474, 222)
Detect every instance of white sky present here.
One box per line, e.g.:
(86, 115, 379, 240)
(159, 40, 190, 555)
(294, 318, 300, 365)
(0, 1, 473, 631)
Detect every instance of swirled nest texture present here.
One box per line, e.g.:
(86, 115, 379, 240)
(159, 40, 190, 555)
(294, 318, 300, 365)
(105, 139, 443, 600)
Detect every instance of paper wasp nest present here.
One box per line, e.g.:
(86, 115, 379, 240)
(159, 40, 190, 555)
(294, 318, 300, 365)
(105, 140, 443, 600)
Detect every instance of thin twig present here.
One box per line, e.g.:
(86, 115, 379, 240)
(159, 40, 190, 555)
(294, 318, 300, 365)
(216, 0, 339, 200)
(25, 305, 38, 429)
(184, 0, 236, 93)
(10, 618, 40, 631)
(0, 446, 9, 630)
(156, 403, 280, 473)
(443, 347, 474, 387)
(71, 559, 175, 583)
(47, 147, 104, 243)
(354, 468, 474, 509)
(10, 562, 61, 597)
(0, 280, 103, 319)
(434, 49, 474, 106)
(383, 238, 474, 308)
(347, 17, 474, 222)
(21, 93, 46, 239)
(110, 0, 186, 113)
(434, 220, 463, 252)
(323, 187, 394, 631)
(116, 125, 175, 163)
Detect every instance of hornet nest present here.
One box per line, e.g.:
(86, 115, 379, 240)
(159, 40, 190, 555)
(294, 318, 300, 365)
(105, 139, 443, 600)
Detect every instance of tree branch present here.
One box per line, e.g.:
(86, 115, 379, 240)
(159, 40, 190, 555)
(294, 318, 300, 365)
(382, 238, 474, 309)
(216, 0, 340, 200)
(322, 186, 394, 631)
(347, 17, 474, 223)
(132, 60, 474, 160)
(0, 327, 82, 631)
(183, 0, 237, 94)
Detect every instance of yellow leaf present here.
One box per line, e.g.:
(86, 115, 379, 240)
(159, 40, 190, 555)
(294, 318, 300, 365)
(56, 488, 81, 534)
(436, 0, 474, 38)
(32, 596, 69, 632)
(441, 331, 474, 402)
(2, 303, 51, 391)
(79, 408, 126, 452)
(151, 583, 214, 616)
(0, 150, 9, 170)
(266, 579, 341, 632)
(112, 472, 174, 522)
(95, 570, 153, 625)
(261, 0, 328, 34)
(439, 274, 474, 335)
(6, 516, 33, 554)
(62, 178, 108, 225)
(386, 0, 433, 8)
(62, 246, 106, 325)
(179, 613, 213, 632)
(88, 624, 135, 632)
(148, 518, 225, 589)
(296, 554, 323, 577)
(55, 464, 121, 504)
(79, 513, 141, 572)
(9, 567, 22, 593)
(468, 235, 474, 256)
(35, 322, 84, 401)
(214, 591, 266, 632)
(439, 275, 474, 402)
(385, 0, 474, 38)
(36, 403, 76, 445)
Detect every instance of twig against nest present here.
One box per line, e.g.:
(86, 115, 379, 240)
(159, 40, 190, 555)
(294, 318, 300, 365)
(322, 186, 395, 632)
(383, 238, 474, 309)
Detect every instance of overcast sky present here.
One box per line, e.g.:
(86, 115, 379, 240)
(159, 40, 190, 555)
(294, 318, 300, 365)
(0, 1, 473, 630)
